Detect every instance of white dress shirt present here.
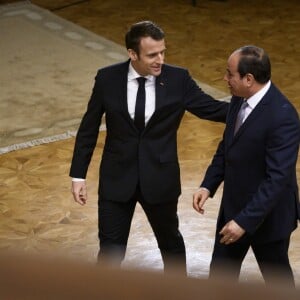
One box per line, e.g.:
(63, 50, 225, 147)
(127, 63, 156, 125)
(242, 80, 271, 123)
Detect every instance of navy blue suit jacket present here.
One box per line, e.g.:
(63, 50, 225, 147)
(70, 60, 228, 204)
(201, 83, 300, 243)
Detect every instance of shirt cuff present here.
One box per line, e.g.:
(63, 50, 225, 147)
(198, 187, 210, 194)
(72, 178, 85, 182)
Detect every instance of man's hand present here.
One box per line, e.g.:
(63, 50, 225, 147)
(71, 181, 87, 206)
(193, 188, 210, 214)
(219, 220, 245, 244)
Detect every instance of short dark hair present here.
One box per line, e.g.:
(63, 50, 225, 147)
(237, 45, 271, 84)
(125, 21, 165, 55)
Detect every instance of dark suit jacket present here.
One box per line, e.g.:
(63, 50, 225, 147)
(70, 60, 228, 204)
(201, 83, 300, 244)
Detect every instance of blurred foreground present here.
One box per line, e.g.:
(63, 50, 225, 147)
(0, 251, 299, 299)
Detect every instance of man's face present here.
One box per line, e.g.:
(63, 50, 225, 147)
(129, 37, 166, 76)
(224, 52, 248, 97)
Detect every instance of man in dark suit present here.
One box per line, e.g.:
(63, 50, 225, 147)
(193, 45, 300, 286)
(70, 21, 228, 273)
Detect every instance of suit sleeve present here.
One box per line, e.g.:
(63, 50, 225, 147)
(69, 71, 105, 178)
(199, 98, 239, 195)
(183, 70, 229, 123)
(200, 137, 226, 197)
(234, 104, 300, 234)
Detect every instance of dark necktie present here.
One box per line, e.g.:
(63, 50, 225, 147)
(234, 101, 248, 135)
(134, 77, 146, 132)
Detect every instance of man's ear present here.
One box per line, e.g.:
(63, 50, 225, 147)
(245, 73, 255, 87)
(128, 49, 138, 61)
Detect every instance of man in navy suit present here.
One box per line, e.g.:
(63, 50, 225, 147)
(70, 21, 228, 273)
(193, 45, 300, 286)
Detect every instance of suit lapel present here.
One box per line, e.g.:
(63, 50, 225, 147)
(228, 88, 271, 148)
(142, 70, 167, 133)
(154, 72, 167, 111)
(227, 98, 243, 141)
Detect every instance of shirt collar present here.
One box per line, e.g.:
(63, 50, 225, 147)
(128, 63, 155, 82)
(246, 80, 271, 109)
